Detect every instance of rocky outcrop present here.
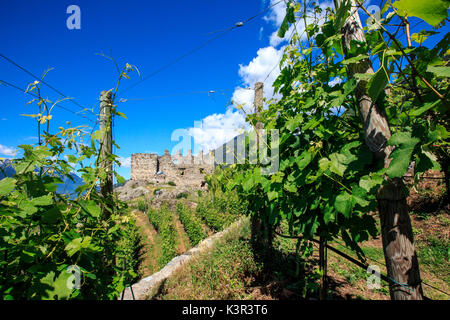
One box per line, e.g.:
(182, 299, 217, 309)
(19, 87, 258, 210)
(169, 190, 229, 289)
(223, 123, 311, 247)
(114, 180, 150, 201)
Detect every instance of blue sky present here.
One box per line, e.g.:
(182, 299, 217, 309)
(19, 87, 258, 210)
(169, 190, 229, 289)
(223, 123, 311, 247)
(0, 0, 447, 179)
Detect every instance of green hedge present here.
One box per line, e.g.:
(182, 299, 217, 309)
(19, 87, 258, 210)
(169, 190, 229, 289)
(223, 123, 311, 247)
(137, 198, 148, 212)
(147, 207, 160, 231)
(116, 221, 145, 286)
(195, 191, 246, 231)
(177, 202, 205, 246)
(157, 206, 178, 267)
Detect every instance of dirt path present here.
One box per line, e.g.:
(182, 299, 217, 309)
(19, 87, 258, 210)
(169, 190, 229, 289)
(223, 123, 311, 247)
(133, 210, 162, 276)
(173, 212, 191, 254)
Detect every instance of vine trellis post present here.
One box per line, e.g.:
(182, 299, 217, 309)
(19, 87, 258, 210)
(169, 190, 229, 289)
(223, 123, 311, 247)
(99, 90, 114, 217)
(333, 0, 423, 299)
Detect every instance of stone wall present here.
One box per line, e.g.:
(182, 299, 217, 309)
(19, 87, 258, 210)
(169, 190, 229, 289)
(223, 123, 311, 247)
(130, 153, 158, 181)
(130, 149, 215, 187)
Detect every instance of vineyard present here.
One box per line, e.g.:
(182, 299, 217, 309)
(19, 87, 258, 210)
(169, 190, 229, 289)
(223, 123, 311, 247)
(0, 0, 449, 302)
(131, 188, 244, 277)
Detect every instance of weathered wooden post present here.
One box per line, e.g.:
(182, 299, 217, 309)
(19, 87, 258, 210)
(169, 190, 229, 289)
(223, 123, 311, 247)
(250, 82, 274, 254)
(333, 0, 423, 299)
(99, 90, 114, 215)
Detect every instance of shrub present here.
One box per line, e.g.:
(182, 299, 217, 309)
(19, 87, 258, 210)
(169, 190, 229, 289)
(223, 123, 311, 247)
(176, 192, 189, 199)
(116, 221, 145, 286)
(148, 208, 160, 231)
(168, 181, 176, 186)
(177, 202, 205, 246)
(195, 191, 243, 231)
(157, 206, 178, 266)
(153, 188, 161, 195)
(137, 198, 148, 212)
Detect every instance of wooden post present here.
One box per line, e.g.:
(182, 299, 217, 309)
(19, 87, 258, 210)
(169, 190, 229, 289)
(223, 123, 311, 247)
(251, 82, 267, 253)
(334, 0, 423, 299)
(253, 82, 264, 114)
(99, 90, 114, 214)
(319, 236, 327, 300)
(254, 82, 264, 159)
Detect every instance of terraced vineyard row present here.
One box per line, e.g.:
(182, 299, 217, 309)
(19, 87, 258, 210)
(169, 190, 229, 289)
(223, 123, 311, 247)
(136, 191, 245, 277)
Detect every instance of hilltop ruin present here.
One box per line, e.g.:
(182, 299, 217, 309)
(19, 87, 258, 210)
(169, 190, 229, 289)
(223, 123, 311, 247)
(130, 149, 215, 187)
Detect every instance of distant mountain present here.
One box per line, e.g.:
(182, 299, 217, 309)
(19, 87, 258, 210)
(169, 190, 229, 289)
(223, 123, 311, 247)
(0, 160, 85, 200)
(0, 159, 15, 179)
(56, 172, 85, 199)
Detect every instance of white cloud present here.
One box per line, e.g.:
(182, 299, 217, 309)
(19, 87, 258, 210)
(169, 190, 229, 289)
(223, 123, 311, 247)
(329, 77, 343, 87)
(118, 156, 131, 168)
(188, 108, 248, 152)
(0, 144, 16, 157)
(233, 46, 284, 113)
(264, 0, 287, 27)
(266, 0, 333, 47)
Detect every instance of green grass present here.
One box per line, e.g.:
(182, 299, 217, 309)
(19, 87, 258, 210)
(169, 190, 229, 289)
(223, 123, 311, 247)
(149, 218, 263, 300)
(417, 236, 450, 281)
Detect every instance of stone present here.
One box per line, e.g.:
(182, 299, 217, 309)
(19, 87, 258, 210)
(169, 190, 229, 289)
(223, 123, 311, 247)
(130, 150, 215, 188)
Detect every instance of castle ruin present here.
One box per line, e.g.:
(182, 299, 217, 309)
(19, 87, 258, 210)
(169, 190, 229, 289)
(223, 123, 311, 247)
(130, 150, 215, 187)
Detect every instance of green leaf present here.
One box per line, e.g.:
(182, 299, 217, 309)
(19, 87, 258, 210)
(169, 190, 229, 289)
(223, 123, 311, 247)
(31, 194, 53, 206)
(65, 236, 92, 257)
(367, 66, 389, 101)
(116, 111, 127, 119)
(410, 100, 440, 117)
(40, 271, 73, 300)
(286, 114, 303, 132)
(66, 154, 77, 163)
(341, 55, 369, 65)
(323, 204, 334, 224)
(42, 207, 61, 224)
(319, 158, 331, 172)
(283, 182, 297, 193)
(354, 73, 374, 82)
(335, 192, 353, 218)
(359, 173, 384, 192)
(115, 173, 126, 185)
(296, 151, 313, 170)
(82, 200, 101, 218)
(393, 0, 449, 27)
(267, 191, 278, 201)
(387, 132, 420, 178)
(329, 153, 348, 177)
(92, 129, 104, 141)
(426, 65, 450, 77)
(0, 177, 16, 197)
(277, 5, 295, 38)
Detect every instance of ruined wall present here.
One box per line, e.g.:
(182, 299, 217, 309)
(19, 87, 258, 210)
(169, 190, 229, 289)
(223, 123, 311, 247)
(130, 153, 158, 181)
(158, 150, 179, 178)
(130, 149, 215, 186)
